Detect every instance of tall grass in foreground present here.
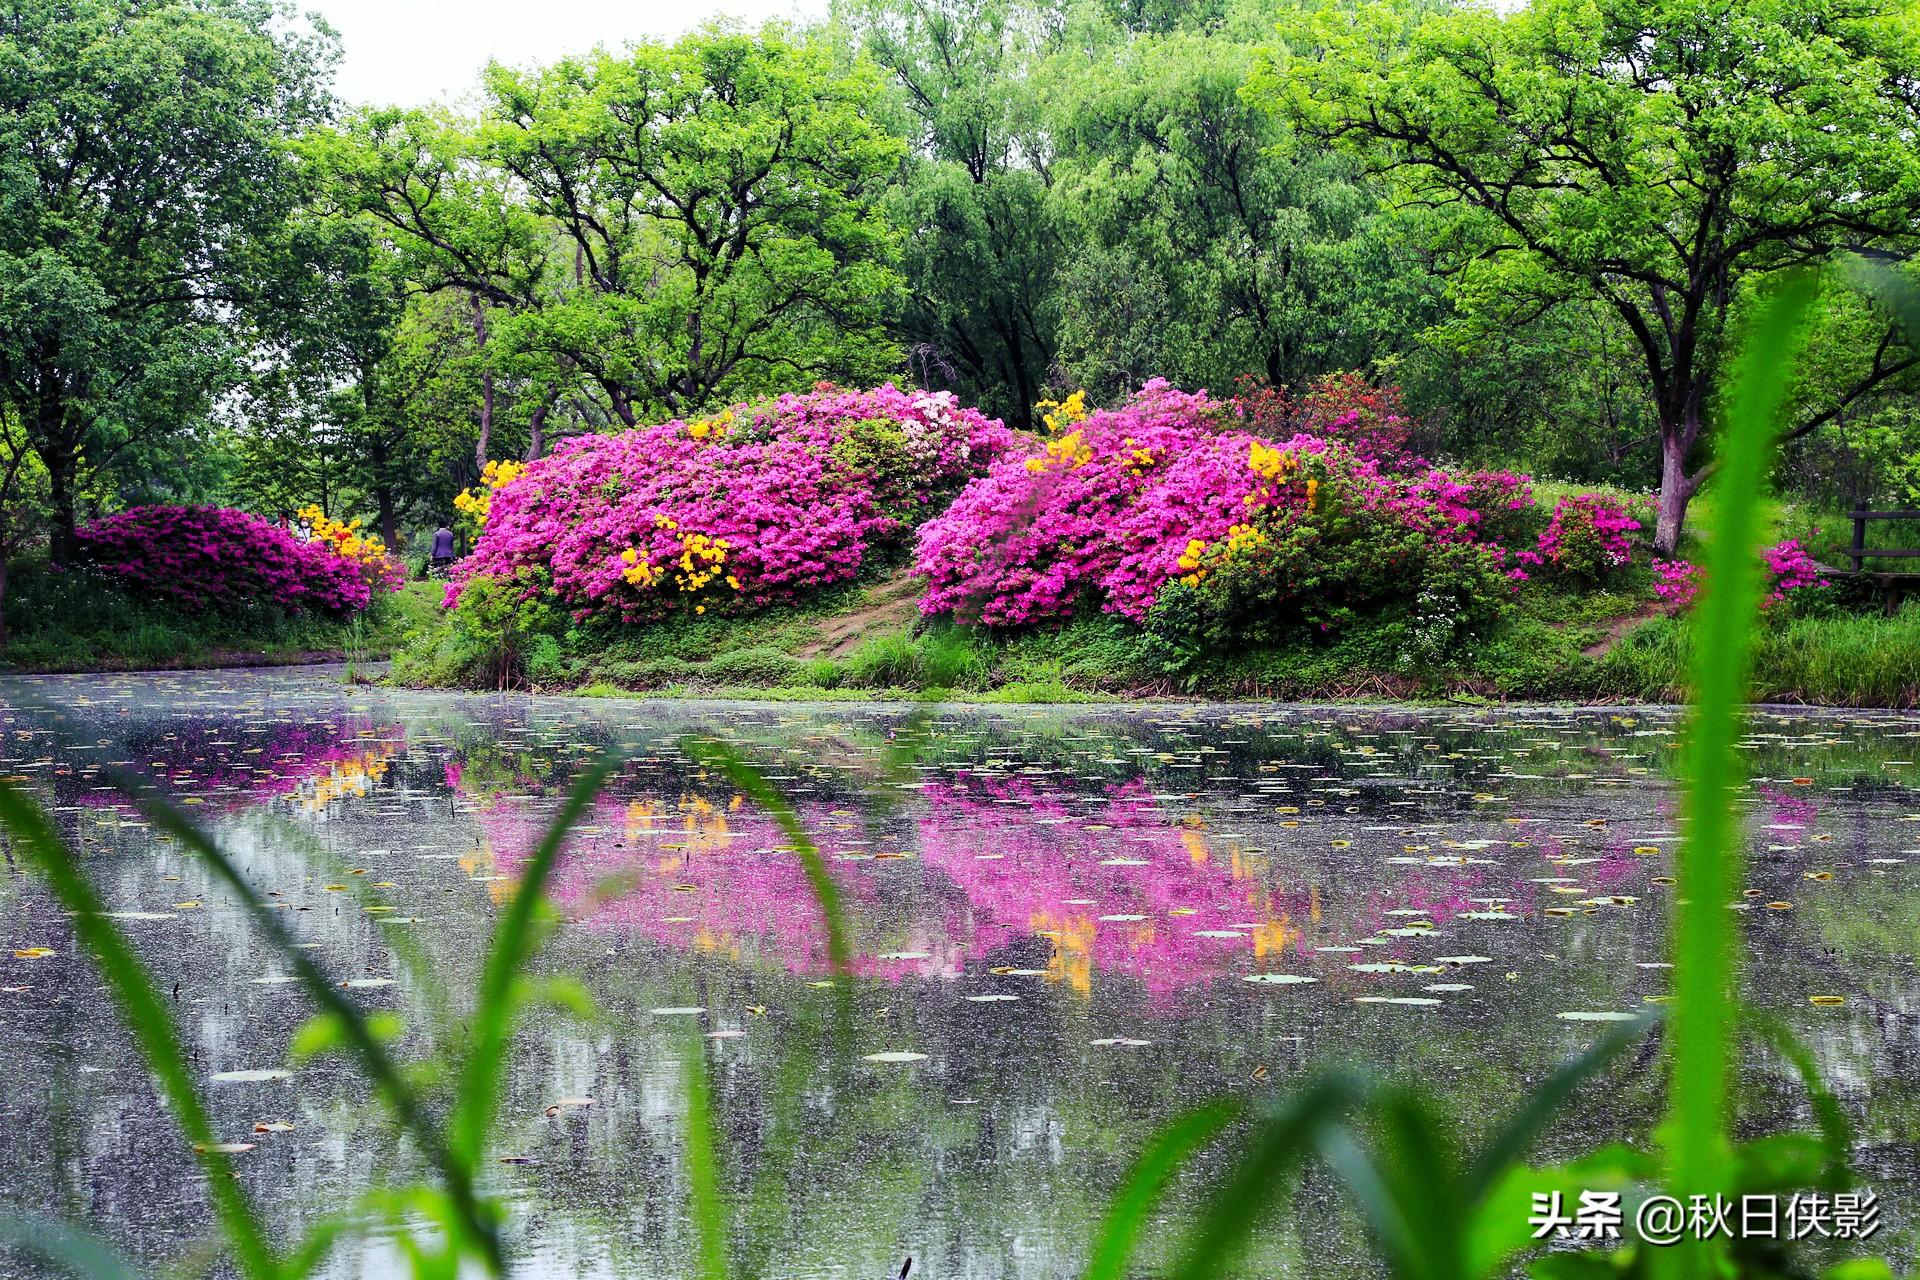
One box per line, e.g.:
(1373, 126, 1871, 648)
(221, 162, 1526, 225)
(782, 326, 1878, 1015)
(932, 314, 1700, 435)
(1, 264, 1911, 1279)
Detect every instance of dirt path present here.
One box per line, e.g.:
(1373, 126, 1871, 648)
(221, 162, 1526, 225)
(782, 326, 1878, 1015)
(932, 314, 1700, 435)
(795, 569, 925, 658)
(1578, 603, 1670, 658)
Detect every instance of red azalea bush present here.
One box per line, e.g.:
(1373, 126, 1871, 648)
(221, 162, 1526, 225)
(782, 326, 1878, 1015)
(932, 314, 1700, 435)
(74, 505, 372, 615)
(450, 384, 1015, 623)
(1227, 370, 1416, 461)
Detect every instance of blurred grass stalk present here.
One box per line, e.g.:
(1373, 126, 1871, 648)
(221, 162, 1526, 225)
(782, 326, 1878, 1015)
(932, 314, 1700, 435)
(1664, 273, 1819, 1279)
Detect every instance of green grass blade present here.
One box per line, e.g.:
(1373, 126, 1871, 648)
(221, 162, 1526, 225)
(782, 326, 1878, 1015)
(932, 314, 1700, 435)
(0, 786, 281, 1280)
(1316, 1123, 1436, 1280)
(1171, 1075, 1360, 1280)
(1083, 1098, 1242, 1280)
(452, 756, 621, 1167)
(110, 771, 502, 1273)
(682, 737, 851, 978)
(1744, 1012, 1853, 1188)
(682, 1032, 730, 1280)
(0, 1212, 142, 1280)
(1668, 274, 1820, 1266)
(1464, 1014, 1656, 1199)
(1839, 256, 1920, 344)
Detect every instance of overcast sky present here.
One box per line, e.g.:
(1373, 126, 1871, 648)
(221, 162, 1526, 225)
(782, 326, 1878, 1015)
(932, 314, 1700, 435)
(302, 0, 830, 107)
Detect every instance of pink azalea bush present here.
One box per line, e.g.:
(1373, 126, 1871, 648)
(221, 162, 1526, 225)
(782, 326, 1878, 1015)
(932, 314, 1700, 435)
(1763, 538, 1827, 605)
(1652, 541, 1828, 613)
(915, 379, 1530, 633)
(1652, 557, 1702, 608)
(73, 505, 371, 615)
(450, 385, 1014, 622)
(1536, 493, 1642, 581)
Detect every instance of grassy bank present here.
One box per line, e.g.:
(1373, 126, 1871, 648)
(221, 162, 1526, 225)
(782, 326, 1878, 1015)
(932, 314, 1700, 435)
(0, 563, 442, 674)
(384, 558, 1920, 707)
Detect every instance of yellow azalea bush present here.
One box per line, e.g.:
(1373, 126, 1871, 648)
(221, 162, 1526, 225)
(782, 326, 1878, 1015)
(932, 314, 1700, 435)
(297, 504, 405, 594)
(1035, 390, 1089, 434)
(453, 459, 526, 539)
(618, 517, 740, 613)
(684, 408, 735, 440)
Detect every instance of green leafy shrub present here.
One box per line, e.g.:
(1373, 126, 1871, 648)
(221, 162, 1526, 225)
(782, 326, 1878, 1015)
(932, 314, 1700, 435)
(703, 646, 803, 686)
(389, 573, 564, 689)
(799, 657, 843, 688)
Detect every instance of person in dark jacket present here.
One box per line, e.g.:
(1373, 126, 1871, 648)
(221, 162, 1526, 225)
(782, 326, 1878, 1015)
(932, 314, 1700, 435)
(430, 525, 457, 573)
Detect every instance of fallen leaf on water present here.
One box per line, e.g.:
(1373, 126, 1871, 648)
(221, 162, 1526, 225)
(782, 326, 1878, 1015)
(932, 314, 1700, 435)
(210, 1069, 292, 1083)
(544, 1097, 596, 1117)
(12, 948, 54, 960)
(253, 1121, 295, 1133)
(1809, 995, 1846, 1007)
(863, 1051, 928, 1063)
(193, 1142, 255, 1154)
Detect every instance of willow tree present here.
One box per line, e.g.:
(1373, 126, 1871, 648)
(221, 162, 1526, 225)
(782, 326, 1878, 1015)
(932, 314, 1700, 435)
(1253, 0, 1920, 552)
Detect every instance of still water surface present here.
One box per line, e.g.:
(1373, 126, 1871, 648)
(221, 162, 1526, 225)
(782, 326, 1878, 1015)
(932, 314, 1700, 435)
(1, 668, 1917, 1277)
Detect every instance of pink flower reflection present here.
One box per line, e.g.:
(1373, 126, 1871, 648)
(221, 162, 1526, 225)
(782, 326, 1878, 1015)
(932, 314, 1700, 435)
(473, 770, 1589, 1004)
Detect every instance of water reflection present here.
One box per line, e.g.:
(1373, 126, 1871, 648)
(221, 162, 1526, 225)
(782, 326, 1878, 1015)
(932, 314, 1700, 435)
(1, 669, 1917, 1277)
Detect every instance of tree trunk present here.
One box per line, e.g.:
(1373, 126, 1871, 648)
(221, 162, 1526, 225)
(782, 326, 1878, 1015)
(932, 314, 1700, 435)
(1653, 423, 1694, 556)
(472, 296, 493, 472)
(45, 451, 78, 564)
(375, 484, 399, 552)
(524, 395, 551, 462)
(0, 559, 10, 649)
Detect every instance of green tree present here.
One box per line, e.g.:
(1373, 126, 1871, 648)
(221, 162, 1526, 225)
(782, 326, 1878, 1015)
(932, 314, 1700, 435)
(1253, 0, 1920, 552)
(1043, 12, 1415, 401)
(0, 0, 334, 557)
(323, 26, 907, 428)
(845, 0, 1064, 426)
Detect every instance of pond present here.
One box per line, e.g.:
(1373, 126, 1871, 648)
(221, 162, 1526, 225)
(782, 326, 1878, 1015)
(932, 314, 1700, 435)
(1, 668, 1916, 1278)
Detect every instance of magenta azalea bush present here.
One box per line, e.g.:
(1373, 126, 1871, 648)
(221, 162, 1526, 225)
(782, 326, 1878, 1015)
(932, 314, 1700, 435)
(915, 379, 1533, 632)
(74, 505, 372, 615)
(1536, 493, 1643, 582)
(1653, 541, 1828, 613)
(450, 385, 1015, 622)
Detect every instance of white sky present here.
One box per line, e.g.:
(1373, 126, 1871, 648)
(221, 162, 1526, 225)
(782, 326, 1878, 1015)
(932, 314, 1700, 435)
(301, 0, 830, 107)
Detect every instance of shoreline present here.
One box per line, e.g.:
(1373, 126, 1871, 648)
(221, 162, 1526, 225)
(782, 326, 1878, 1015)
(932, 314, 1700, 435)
(8, 658, 1920, 712)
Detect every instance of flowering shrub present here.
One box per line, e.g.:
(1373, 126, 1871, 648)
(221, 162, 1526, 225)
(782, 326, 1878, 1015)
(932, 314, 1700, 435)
(450, 385, 1014, 622)
(1652, 542, 1828, 613)
(73, 505, 371, 615)
(916, 379, 1526, 639)
(1763, 539, 1828, 605)
(1537, 494, 1642, 581)
(1653, 558, 1702, 608)
(453, 459, 525, 545)
(296, 504, 406, 595)
(1228, 371, 1415, 461)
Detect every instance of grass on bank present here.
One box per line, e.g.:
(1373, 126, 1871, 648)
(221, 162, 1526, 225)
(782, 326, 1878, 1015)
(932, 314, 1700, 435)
(0, 561, 441, 673)
(386, 557, 1920, 707)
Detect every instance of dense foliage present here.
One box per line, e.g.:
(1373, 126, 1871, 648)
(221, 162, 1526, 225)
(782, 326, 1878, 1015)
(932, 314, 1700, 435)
(1253, 0, 1920, 551)
(72, 506, 378, 616)
(915, 380, 1539, 665)
(452, 385, 1013, 622)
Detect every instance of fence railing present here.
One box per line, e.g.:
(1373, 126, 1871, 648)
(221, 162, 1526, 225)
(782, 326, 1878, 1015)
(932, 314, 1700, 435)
(1840, 509, 1920, 574)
